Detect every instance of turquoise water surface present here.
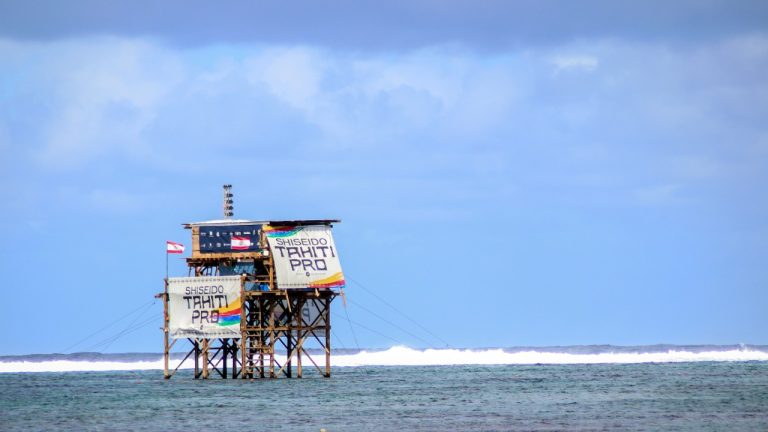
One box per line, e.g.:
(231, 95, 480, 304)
(2, 362, 767, 431)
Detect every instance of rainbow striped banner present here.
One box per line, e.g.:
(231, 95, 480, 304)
(167, 276, 243, 339)
(216, 299, 241, 327)
(264, 225, 345, 290)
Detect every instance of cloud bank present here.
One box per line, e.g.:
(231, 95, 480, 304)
(1, 1, 767, 50)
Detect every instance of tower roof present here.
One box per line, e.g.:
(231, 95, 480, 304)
(183, 219, 341, 228)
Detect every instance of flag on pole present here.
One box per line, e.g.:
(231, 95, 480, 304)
(167, 241, 185, 254)
(231, 236, 251, 250)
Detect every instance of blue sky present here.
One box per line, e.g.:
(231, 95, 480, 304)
(1, 1, 767, 354)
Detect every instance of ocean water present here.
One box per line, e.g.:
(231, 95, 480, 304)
(1, 346, 768, 431)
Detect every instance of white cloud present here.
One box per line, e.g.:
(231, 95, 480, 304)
(239, 47, 528, 148)
(1, 34, 765, 214)
(351, 52, 465, 109)
(32, 39, 184, 167)
(551, 54, 599, 72)
(246, 47, 323, 112)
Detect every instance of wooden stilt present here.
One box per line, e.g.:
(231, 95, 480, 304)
(162, 279, 170, 379)
(286, 313, 293, 378)
(222, 338, 228, 378)
(240, 276, 248, 379)
(297, 298, 303, 378)
(325, 295, 331, 378)
(194, 339, 200, 379)
(269, 297, 275, 378)
(202, 338, 209, 379)
(259, 297, 265, 378)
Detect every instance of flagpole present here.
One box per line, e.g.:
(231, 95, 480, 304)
(166, 241, 184, 278)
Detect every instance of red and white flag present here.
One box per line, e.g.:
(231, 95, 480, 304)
(166, 241, 185, 254)
(231, 236, 251, 250)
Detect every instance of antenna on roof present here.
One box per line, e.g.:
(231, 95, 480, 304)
(223, 184, 234, 219)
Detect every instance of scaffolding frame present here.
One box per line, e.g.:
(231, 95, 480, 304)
(158, 226, 337, 380)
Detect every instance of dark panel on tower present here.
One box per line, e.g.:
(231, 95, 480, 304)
(197, 224, 261, 253)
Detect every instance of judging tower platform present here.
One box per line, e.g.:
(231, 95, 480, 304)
(158, 212, 343, 380)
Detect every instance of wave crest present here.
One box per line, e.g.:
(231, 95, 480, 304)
(334, 346, 768, 366)
(2, 346, 767, 373)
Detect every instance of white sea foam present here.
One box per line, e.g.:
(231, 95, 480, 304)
(0, 359, 170, 373)
(333, 346, 768, 366)
(2, 346, 768, 373)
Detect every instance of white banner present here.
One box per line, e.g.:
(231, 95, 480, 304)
(264, 225, 345, 290)
(168, 276, 242, 339)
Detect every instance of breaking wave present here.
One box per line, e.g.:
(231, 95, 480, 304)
(2, 345, 767, 373)
(333, 346, 768, 366)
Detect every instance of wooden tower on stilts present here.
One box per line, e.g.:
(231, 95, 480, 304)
(157, 185, 342, 379)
